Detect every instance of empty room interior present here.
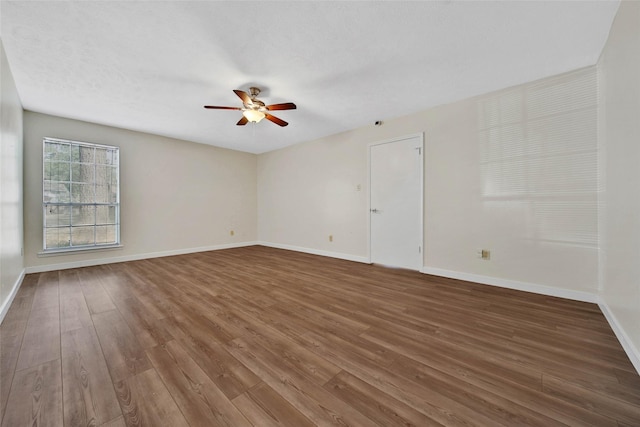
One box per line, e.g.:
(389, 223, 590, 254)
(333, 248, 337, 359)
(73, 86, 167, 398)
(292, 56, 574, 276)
(1, 1, 640, 426)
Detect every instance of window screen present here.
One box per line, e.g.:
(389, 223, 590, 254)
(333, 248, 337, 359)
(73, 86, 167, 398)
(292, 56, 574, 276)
(43, 137, 120, 251)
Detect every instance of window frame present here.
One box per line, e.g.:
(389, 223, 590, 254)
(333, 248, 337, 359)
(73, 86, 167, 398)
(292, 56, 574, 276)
(41, 137, 121, 254)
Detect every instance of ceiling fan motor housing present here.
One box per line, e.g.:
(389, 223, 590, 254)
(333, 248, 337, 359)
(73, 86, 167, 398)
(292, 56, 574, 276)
(249, 87, 261, 98)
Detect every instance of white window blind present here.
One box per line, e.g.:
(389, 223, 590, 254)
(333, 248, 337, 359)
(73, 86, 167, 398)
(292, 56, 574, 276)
(477, 67, 598, 246)
(42, 137, 120, 252)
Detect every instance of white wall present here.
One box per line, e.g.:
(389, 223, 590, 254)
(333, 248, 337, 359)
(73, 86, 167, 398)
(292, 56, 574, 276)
(0, 39, 24, 321)
(259, 66, 600, 297)
(24, 112, 257, 271)
(258, 131, 371, 261)
(599, 1, 640, 370)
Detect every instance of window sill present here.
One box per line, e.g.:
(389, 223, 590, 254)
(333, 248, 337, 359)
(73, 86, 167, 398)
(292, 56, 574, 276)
(38, 244, 124, 257)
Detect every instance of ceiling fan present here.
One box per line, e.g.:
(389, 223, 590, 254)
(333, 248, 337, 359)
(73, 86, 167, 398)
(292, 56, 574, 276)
(204, 87, 296, 127)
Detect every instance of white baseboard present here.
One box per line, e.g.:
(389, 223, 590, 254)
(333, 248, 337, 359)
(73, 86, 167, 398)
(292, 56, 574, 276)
(0, 268, 25, 325)
(420, 266, 600, 303)
(598, 300, 640, 375)
(257, 241, 370, 264)
(24, 241, 259, 273)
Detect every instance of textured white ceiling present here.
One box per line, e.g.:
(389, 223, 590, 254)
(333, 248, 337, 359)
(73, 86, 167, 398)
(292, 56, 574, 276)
(1, 1, 620, 154)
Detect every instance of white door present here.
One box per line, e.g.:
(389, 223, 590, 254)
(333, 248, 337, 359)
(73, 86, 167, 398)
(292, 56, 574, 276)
(370, 135, 423, 270)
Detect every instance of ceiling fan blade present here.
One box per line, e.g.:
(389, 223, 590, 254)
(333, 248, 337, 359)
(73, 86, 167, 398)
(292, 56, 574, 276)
(233, 90, 253, 105)
(266, 102, 297, 111)
(265, 113, 288, 127)
(204, 105, 242, 110)
(236, 116, 249, 126)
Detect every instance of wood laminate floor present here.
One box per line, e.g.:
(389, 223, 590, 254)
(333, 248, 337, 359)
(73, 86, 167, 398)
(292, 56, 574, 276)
(1, 246, 639, 426)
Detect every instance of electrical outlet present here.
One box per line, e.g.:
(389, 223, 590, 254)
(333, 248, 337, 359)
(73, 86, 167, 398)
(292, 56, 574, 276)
(476, 248, 491, 260)
(230, 230, 235, 236)
(329, 235, 333, 242)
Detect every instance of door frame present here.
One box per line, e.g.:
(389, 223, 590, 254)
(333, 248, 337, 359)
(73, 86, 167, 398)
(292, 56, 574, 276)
(367, 132, 424, 268)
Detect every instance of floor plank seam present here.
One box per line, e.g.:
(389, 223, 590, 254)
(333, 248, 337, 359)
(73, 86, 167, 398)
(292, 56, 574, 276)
(0, 283, 35, 426)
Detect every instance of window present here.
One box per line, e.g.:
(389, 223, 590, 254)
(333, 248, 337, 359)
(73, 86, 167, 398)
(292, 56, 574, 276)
(42, 137, 120, 252)
(477, 67, 597, 246)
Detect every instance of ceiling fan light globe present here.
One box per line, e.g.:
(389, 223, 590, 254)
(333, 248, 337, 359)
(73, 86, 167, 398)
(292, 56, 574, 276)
(243, 109, 266, 123)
